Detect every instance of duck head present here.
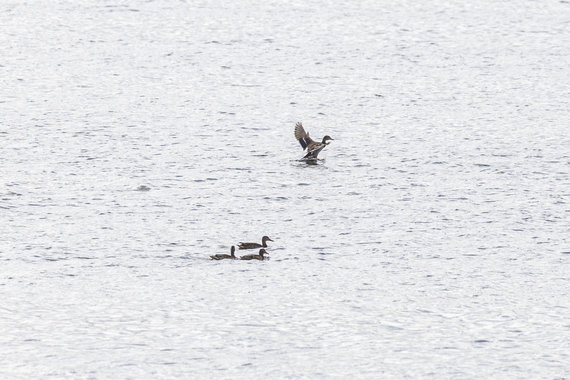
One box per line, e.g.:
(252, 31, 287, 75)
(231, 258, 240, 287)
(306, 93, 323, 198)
(321, 135, 334, 144)
(230, 246, 236, 257)
(261, 236, 273, 243)
(259, 249, 269, 256)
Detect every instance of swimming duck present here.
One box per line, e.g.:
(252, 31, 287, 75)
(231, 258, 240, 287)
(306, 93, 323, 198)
(240, 249, 269, 261)
(210, 246, 236, 260)
(294, 122, 334, 159)
(238, 236, 273, 250)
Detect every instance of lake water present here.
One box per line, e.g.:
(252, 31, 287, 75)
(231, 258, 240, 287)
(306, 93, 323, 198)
(1, 0, 569, 378)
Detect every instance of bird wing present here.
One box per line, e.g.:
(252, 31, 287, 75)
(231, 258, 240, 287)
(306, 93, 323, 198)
(238, 242, 260, 249)
(294, 122, 315, 150)
(305, 142, 326, 158)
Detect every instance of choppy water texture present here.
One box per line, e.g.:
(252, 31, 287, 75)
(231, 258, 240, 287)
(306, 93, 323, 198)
(1, 0, 569, 378)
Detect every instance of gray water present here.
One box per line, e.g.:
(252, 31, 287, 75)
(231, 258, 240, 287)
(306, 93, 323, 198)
(1, 0, 569, 378)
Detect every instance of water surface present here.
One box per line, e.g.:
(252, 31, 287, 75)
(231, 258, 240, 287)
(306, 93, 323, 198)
(1, 0, 569, 378)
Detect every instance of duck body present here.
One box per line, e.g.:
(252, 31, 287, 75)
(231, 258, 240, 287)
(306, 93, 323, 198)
(240, 249, 269, 261)
(294, 122, 333, 159)
(238, 236, 273, 250)
(210, 246, 236, 260)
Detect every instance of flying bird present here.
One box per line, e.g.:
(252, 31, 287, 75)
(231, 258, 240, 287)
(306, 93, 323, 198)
(294, 122, 334, 159)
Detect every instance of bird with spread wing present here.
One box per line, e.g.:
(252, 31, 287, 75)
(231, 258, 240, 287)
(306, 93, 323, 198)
(294, 122, 334, 159)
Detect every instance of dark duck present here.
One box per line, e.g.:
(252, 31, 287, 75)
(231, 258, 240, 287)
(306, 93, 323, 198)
(240, 249, 269, 261)
(210, 246, 237, 260)
(238, 236, 273, 250)
(294, 122, 334, 159)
